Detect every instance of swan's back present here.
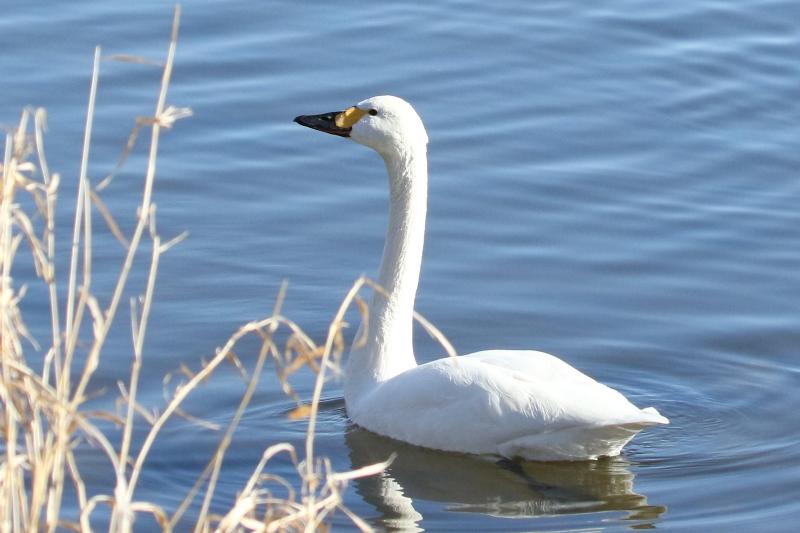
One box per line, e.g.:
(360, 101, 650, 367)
(347, 350, 667, 461)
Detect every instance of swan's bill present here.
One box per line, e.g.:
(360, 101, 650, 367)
(294, 106, 366, 138)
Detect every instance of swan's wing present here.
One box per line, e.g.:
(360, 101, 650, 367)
(348, 350, 666, 459)
(466, 349, 668, 424)
(465, 350, 669, 425)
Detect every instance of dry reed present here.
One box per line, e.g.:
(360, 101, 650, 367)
(0, 7, 411, 532)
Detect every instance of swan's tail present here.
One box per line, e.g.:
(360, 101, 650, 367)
(638, 406, 669, 425)
(500, 412, 668, 461)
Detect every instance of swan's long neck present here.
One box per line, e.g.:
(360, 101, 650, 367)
(345, 141, 427, 400)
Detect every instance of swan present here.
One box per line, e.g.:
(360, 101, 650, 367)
(294, 95, 667, 461)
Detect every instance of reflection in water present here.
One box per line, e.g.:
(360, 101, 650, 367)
(346, 425, 666, 531)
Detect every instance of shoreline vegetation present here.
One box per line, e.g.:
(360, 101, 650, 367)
(0, 8, 403, 532)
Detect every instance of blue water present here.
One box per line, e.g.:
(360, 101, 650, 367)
(2, 0, 800, 530)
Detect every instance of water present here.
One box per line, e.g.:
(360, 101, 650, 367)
(2, 0, 799, 530)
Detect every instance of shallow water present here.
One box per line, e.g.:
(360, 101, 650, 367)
(2, 0, 800, 530)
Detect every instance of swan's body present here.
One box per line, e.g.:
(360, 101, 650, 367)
(295, 95, 667, 461)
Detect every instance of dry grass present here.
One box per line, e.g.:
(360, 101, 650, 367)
(0, 7, 399, 532)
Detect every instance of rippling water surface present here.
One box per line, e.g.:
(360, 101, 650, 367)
(2, 0, 799, 530)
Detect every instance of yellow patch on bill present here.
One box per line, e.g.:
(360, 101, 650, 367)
(335, 106, 367, 128)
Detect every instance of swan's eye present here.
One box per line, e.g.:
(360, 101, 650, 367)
(368, 109, 378, 116)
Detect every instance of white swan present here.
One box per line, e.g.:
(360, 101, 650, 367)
(294, 95, 668, 461)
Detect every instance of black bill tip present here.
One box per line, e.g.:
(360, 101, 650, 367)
(294, 111, 351, 138)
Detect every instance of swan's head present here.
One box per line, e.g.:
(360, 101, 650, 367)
(294, 95, 427, 157)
